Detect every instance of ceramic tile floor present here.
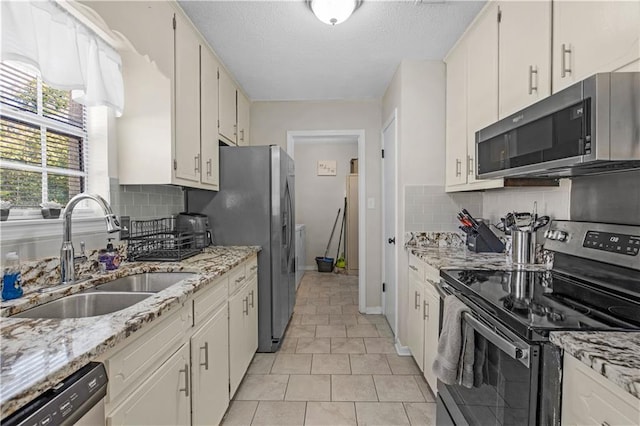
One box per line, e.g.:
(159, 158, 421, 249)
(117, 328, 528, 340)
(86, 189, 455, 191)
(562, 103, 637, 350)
(221, 271, 437, 426)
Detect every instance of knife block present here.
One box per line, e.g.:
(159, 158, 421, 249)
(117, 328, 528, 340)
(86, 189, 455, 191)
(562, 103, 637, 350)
(466, 223, 505, 253)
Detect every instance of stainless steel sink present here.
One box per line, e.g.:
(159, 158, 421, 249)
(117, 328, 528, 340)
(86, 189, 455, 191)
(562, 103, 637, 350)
(92, 272, 195, 293)
(12, 292, 152, 319)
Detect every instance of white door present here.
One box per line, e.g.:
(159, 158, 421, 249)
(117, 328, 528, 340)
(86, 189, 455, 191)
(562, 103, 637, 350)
(382, 113, 397, 334)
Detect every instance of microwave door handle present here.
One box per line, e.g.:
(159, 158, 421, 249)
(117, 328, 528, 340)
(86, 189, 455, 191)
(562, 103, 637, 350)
(463, 313, 530, 368)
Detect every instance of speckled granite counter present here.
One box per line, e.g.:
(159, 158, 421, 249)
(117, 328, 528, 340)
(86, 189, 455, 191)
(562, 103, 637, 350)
(550, 331, 640, 400)
(407, 246, 550, 272)
(0, 246, 259, 419)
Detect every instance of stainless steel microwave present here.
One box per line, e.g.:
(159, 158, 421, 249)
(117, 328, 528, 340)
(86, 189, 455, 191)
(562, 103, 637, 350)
(476, 72, 640, 179)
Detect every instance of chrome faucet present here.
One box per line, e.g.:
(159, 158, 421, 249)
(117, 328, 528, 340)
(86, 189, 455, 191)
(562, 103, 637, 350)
(60, 193, 121, 284)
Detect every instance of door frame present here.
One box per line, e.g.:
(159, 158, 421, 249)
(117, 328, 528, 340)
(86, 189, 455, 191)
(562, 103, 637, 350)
(381, 109, 399, 334)
(287, 130, 367, 313)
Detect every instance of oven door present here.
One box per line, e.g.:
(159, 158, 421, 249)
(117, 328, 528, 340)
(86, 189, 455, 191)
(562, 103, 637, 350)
(436, 285, 540, 426)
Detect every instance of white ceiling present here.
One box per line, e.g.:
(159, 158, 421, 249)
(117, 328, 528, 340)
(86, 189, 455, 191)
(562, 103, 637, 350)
(178, 0, 485, 101)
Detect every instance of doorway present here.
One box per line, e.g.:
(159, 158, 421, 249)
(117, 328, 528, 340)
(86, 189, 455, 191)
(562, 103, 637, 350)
(382, 111, 398, 335)
(287, 130, 367, 313)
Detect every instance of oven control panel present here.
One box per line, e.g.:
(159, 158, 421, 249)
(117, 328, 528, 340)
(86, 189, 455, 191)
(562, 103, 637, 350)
(583, 231, 640, 256)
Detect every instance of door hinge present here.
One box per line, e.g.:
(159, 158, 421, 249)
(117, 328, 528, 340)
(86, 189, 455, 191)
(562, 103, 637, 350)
(497, 9, 502, 23)
(172, 15, 176, 30)
(382, 282, 386, 292)
(173, 159, 177, 170)
(381, 149, 385, 159)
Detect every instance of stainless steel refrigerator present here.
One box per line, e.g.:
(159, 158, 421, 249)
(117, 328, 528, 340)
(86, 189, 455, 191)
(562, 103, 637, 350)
(185, 145, 295, 352)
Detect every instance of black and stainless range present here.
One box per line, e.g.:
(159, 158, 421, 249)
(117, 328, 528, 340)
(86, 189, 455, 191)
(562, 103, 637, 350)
(436, 220, 640, 426)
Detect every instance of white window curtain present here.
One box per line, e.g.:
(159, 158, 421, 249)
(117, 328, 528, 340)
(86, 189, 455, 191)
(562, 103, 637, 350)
(1, 0, 124, 116)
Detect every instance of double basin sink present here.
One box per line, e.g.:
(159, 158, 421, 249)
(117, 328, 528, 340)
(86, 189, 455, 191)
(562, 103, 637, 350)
(12, 272, 195, 320)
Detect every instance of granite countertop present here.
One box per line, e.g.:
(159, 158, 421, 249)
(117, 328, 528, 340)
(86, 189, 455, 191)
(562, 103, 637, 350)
(405, 234, 639, 402)
(0, 246, 260, 419)
(550, 331, 640, 400)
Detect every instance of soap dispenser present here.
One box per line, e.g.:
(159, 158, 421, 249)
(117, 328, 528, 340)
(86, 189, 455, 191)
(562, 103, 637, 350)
(2, 252, 23, 300)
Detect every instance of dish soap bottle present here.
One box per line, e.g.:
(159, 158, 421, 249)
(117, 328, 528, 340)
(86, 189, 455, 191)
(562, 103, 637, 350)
(105, 239, 121, 270)
(2, 252, 23, 300)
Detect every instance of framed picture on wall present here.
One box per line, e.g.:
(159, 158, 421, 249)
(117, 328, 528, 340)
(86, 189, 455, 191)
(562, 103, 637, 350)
(317, 160, 337, 176)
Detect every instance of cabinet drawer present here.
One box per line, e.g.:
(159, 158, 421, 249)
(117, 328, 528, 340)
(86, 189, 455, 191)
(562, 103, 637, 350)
(104, 304, 190, 406)
(245, 255, 258, 280)
(424, 263, 439, 283)
(193, 276, 228, 327)
(408, 254, 425, 281)
(562, 353, 640, 425)
(228, 263, 248, 296)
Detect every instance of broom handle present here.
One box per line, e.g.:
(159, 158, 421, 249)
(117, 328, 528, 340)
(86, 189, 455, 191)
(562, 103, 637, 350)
(336, 198, 347, 261)
(324, 208, 341, 258)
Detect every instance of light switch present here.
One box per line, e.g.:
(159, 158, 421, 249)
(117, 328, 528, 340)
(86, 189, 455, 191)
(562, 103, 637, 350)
(367, 198, 375, 209)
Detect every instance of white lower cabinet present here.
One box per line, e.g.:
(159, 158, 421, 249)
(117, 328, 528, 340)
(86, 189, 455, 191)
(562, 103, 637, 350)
(107, 344, 191, 426)
(229, 275, 259, 397)
(100, 258, 258, 425)
(562, 353, 640, 426)
(191, 303, 229, 426)
(407, 266, 425, 371)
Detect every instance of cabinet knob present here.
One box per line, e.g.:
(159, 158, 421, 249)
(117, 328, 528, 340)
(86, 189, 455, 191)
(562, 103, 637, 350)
(388, 237, 396, 245)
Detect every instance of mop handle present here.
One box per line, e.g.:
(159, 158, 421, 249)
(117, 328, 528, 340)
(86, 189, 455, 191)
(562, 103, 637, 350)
(324, 208, 341, 258)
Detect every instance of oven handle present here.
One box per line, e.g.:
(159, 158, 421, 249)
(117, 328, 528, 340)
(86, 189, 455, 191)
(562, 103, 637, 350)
(462, 312, 530, 368)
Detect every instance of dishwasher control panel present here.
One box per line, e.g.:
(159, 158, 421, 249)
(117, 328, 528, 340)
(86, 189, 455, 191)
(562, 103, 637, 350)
(3, 362, 107, 426)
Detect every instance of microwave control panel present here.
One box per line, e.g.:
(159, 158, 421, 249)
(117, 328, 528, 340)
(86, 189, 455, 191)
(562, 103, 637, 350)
(583, 231, 640, 256)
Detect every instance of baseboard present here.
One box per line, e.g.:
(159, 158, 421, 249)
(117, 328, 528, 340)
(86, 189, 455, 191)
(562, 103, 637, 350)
(395, 341, 411, 356)
(365, 306, 382, 314)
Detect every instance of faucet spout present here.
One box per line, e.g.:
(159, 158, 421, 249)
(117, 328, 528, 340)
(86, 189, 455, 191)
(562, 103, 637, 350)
(60, 193, 121, 284)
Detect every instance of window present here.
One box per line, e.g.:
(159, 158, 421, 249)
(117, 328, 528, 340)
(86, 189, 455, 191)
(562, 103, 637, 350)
(0, 62, 87, 208)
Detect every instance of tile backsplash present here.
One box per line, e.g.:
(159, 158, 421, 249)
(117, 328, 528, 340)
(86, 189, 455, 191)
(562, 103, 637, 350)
(109, 178, 184, 219)
(405, 185, 483, 232)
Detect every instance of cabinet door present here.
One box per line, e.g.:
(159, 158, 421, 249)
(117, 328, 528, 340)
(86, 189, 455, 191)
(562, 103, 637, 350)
(200, 47, 220, 189)
(423, 290, 440, 394)
(553, 1, 640, 92)
(406, 274, 424, 371)
(237, 90, 250, 146)
(218, 67, 237, 145)
(191, 304, 229, 426)
(107, 344, 190, 426)
(445, 40, 468, 188)
(498, 1, 551, 118)
(174, 13, 201, 183)
(228, 286, 248, 397)
(246, 276, 259, 358)
(466, 3, 499, 185)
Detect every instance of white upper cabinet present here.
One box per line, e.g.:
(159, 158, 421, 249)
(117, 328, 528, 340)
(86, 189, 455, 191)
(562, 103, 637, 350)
(445, 40, 468, 188)
(237, 90, 251, 146)
(218, 67, 237, 145)
(200, 46, 220, 189)
(498, 0, 552, 118)
(465, 2, 499, 185)
(553, 1, 640, 92)
(174, 12, 201, 184)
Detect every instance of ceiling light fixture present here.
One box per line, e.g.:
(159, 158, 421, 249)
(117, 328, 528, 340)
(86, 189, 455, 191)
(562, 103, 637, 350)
(308, 0, 363, 26)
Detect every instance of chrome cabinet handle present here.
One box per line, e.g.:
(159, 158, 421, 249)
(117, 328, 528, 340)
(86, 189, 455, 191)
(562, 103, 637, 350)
(249, 265, 258, 272)
(414, 291, 420, 309)
(423, 300, 429, 320)
(179, 364, 189, 397)
(602, 422, 611, 426)
(243, 297, 249, 315)
(194, 154, 200, 173)
(409, 265, 418, 272)
(249, 290, 254, 308)
(467, 155, 473, 176)
(561, 44, 572, 78)
(528, 65, 538, 94)
(200, 342, 209, 370)
(206, 158, 212, 176)
(455, 159, 461, 177)
(235, 275, 246, 283)
(233, 123, 237, 137)
(240, 129, 245, 142)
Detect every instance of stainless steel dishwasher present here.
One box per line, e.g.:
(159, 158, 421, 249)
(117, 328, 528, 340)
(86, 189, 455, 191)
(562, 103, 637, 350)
(3, 362, 107, 426)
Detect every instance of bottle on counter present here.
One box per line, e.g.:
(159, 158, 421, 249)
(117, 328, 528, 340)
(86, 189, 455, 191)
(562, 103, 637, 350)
(2, 252, 23, 301)
(99, 239, 121, 271)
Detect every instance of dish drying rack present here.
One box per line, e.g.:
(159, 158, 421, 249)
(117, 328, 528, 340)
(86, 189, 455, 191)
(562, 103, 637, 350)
(126, 217, 202, 262)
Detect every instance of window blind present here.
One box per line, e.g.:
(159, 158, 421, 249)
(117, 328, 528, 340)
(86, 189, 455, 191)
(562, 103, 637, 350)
(0, 62, 87, 209)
